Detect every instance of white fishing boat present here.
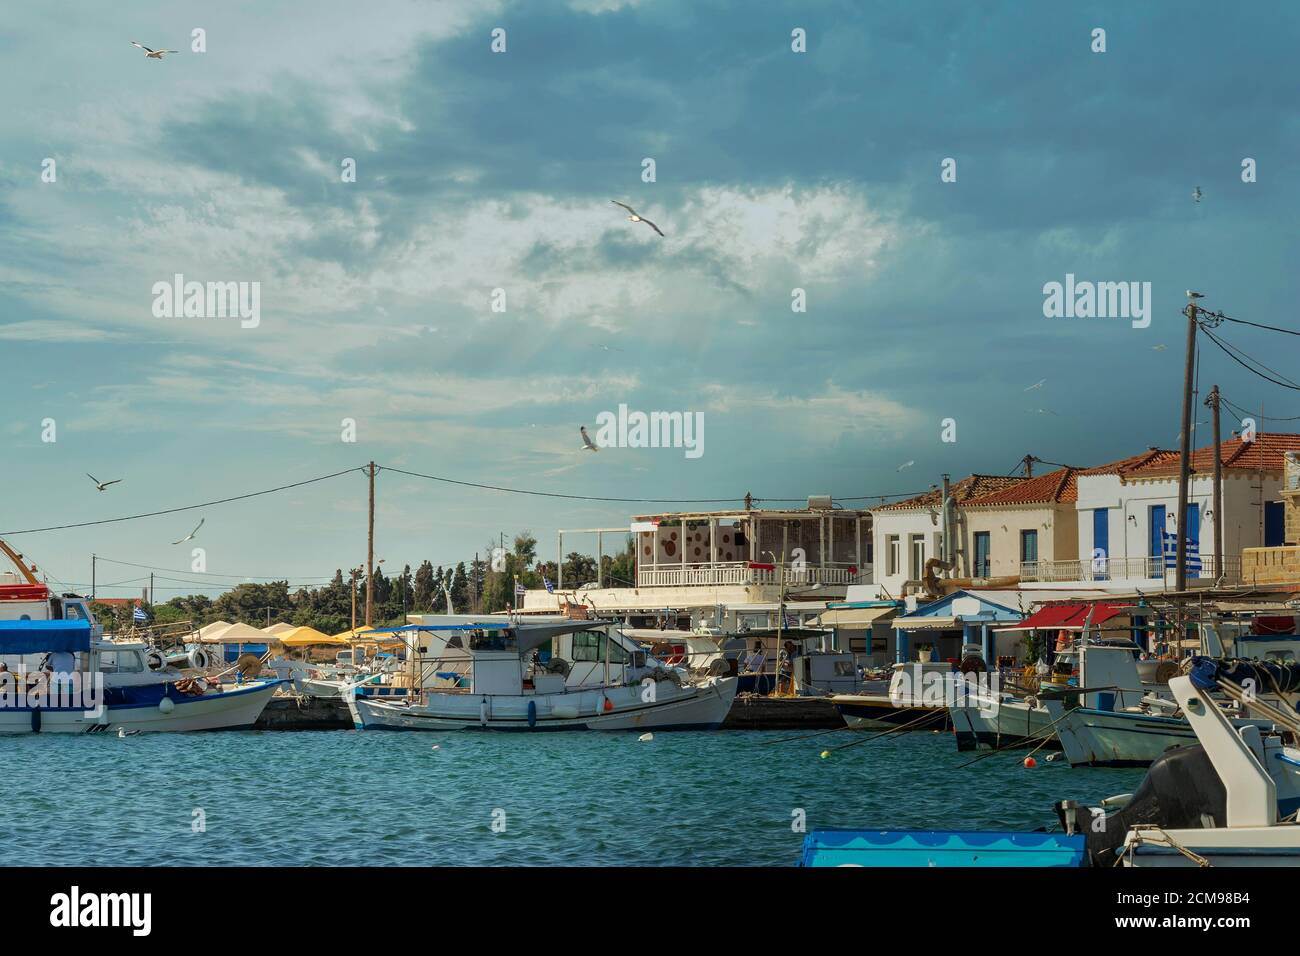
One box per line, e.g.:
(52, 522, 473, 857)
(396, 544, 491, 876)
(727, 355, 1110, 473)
(0, 618, 282, 734)
(0, 544, 284, 733)
(1115, 664, 1300, 866)
(951, 642, 1167, 753)
(347, 616, 737, 731)
(831, 661, 953, 730)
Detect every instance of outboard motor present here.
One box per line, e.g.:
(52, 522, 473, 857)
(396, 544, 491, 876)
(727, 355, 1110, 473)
(1055, 744, 1226, 866)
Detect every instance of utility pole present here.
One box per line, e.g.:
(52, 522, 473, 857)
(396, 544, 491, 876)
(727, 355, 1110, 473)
(149, 572, 154, 605)
(1206, 385, 1223, 577)
(350, 567, 360, 631)
(1022, 455, 1034, 478)
(366, 461, 376, 627)
(1175, 293, 1202, 592)
(91, 554, 96, 600)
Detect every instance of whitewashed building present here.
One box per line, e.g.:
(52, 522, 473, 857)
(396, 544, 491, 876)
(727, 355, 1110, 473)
(1060, 436, 1299, 588)
(519, 499, 872, 628)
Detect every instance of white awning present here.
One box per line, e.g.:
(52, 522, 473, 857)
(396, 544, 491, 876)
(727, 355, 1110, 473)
(819, 606, 899, 627)
(893, 616, 959, 631)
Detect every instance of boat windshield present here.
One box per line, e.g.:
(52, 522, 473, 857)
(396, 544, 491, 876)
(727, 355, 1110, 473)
(467, 628, 517, 652)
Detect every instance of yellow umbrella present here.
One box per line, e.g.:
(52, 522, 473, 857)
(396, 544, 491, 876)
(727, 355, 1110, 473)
(333, 626, 405, 649)
(278, 626, 349, 648)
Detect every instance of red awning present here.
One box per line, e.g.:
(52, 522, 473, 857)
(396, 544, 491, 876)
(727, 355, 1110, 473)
(1011, 602, 1132, 631)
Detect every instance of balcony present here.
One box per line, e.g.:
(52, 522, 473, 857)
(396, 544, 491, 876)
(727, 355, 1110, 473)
(1018, 555, 1242, 584)
(636, 562, 870, 588)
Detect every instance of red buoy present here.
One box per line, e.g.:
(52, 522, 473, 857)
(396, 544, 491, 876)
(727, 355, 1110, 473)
(1023, 757, 1037, 769)
(603, 697, 614, 712)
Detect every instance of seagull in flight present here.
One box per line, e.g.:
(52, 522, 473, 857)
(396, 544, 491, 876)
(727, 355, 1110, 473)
(87, 473, 122, 492)
(896, 460, 914, 472)
(611, 201, 664, 237)
(172, 518, 204, 545)
(1152, 344, 1168, 351)
(1024, 379, 1046, 392)
(580, 426, 599, 452)
(1192, 186, 1202, 203)
(1028, 408, 1059, 416)
(131, 41, 179, 59)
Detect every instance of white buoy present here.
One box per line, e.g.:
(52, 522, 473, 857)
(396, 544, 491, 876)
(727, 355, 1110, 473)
(638, 732, 653, 742)
(431, 744, 440, 750)
(117, 727, 126, 738)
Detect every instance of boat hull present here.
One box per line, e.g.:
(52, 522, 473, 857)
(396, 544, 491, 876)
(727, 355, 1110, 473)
(349, 676, 737, 731)
(0, 679, 283, 734)
(950, 699, 1061, 751)
(1056, 707, 1274, 768)
(831, 694, 950, 731)
(801, 829, 1086, 867)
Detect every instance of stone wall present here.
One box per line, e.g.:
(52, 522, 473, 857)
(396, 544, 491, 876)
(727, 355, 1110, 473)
(1242, 545, 1300, 585)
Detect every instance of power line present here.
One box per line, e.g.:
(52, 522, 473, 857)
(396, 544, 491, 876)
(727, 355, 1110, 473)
(1201, 326, 1300, 392)
(1213, 312, 1300, 337)
(93, 555, 336, 581)
(1221, 395, 1300, 423)
(378, 464, 925, 505)
(1203, 325, 1300, 389)
(0, 467, 366, 536)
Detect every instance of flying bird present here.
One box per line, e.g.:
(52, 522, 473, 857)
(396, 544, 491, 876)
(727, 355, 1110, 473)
(896, 460, 914, 472)
(86, 473, 122, 492)
(172, 518, 204, 545)
(1192, 186, 1202, 203)
(1152, 344, 1168, 351)
(610, 201, 665, 237)
(1028, 408, 1059, 416)
(580, 426, 599, 452)
(131, 41, 179, 59)
(1024, 379, 1046, 392)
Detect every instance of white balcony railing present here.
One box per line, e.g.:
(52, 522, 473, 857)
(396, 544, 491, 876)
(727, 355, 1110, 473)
(1018, 555, 1242, 584)
(636, 562, 871, 588)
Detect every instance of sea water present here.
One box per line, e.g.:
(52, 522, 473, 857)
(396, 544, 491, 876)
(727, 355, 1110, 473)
(1, 730, 1144, 866)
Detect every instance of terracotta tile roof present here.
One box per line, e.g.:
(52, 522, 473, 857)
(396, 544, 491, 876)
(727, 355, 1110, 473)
(961, 449, 1180, 507)
(874, 474, 1028, 512)
(1076, 447, 1179, 476)
(1126, 433, 1300, 477)
(965, 468, 1077, 507)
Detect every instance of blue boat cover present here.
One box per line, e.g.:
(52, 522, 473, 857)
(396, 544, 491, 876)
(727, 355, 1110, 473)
(1190, 656, 1300, 694)
(799, 829, 1086, 867)
(0, 619, 92, 654)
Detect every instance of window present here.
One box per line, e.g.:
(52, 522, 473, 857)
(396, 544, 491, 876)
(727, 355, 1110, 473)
(886, 535, 900, 576)
(973, 532, 991, 577)
(909, 534, 925, 578)
(468, 628, 517, 652)
(1019, 529, 1038, 564)
(99, 650, 143, 673)
(572, 632, 627, 663)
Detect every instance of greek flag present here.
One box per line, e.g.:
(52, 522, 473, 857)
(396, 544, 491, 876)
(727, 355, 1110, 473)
(133, 606, 148, 622)
(1161, 530, 1202, 573)
(543, 576, 554, 593)
(514, 582, 526, 598)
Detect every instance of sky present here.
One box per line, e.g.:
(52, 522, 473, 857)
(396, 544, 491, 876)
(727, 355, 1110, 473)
(1, 0, 1297, 599)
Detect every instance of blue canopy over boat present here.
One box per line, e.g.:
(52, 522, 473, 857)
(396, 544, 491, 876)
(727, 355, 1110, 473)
(0, 619, 91, 654)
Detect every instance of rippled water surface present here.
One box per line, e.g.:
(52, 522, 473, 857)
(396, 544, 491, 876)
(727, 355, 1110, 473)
(1, 729, 1145, 865)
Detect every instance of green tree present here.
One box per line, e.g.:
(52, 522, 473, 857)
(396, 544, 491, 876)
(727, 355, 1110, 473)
(413, 560, 435, 612)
